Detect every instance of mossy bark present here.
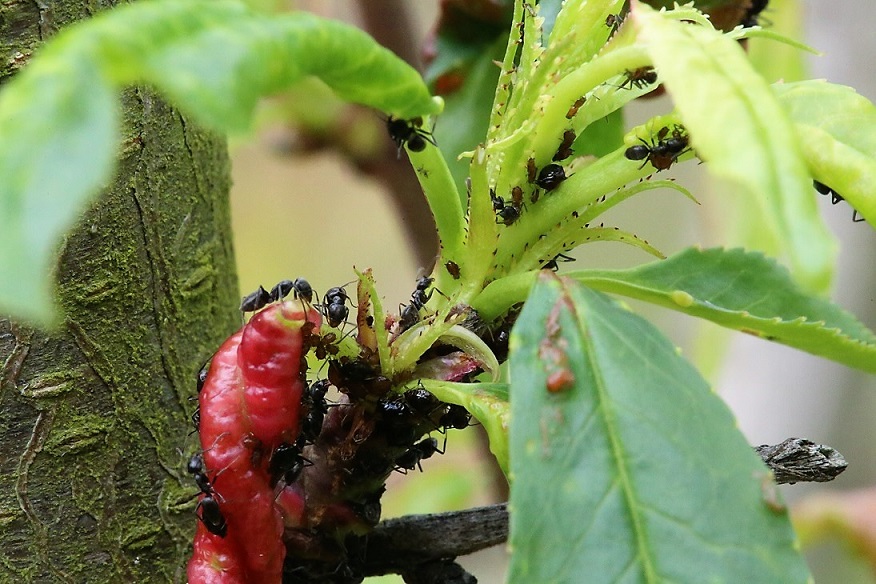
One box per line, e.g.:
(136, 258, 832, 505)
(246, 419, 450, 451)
(0, 2, 240, 582)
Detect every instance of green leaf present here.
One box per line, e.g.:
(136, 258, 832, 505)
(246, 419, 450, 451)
(570, 247, 876, 373)
(0, 0, 438, 324)
(773, 80, 876, 226)
(508, 272, 809, 583)
(0, 57, 117, 322)
(420, 380, 510, 474)
(632, 2, 837, 293)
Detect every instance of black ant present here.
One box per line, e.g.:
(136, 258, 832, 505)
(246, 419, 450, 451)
(741, 0, 769, 28)
(553, 130, 576, 162)
(196, 496, 227, 538)
(542, 252, 576, 271)
(190, 408, 201, 434)
(535, 164, 567, 191)
(398, 303, 421, 332)
(618, 66, 658, 91)
(240, 285, 270, 312)
(394, 437, 443, 474)
(440, 404, 473, 431)
(377, 397, 419, 447)
(187, 454, 227, 537)
(491, 189, 522, 226)
(323, 286, 350, 328)
(269, 442, 311, 485)
(196, 359, 211, 393)
(270, 278, 313, 304)
(386, 116, 436, 156)
(404, 385, 442, 418)
(411, 276, 435, 309)
(624, 126, 689, 171)
(188, 454, 215, 496)
(814, 181, 864, 222)
(299, 379, 330, 445)
(399, 276, 439, 332)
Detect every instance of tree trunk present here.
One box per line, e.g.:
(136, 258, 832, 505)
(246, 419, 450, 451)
(0, 3, 239, 582)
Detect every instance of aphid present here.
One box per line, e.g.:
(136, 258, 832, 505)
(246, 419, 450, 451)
(566, 96, 586, 119)
(527, 157, 538, 183)
(386, 116, 435, 155)
(553, 130, 576, 162)
(547, 368, 575, 392)
(240, 286, 270, 313)
(312, 331, 340, 361)
(535, 164, 567, 191)
(619, 66, 658, 91)
(814, 181, 865, 222)
(624, 126, 689, 171)
(510, 186, 524, 207)
(605, 13, 625, 36)
(445, 261, 461, 280)
(741, 0, 769, 28)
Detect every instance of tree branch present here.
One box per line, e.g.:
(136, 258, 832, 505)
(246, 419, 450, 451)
(353, 437, 847, 579)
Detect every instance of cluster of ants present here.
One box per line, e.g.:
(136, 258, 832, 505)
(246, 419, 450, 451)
(187, 275, 479, 557)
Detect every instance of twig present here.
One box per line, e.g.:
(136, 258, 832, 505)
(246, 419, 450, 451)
(360, 503, 508, 577)
(352, 437, 847, 580)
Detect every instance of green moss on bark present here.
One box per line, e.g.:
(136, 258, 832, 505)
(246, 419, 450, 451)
(0, 3, 240, 581)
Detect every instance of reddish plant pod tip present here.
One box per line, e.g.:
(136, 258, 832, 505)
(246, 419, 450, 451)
(238, 302, 323, 450)
(275, 482, 307, 528)
(187, 523, 247, 584)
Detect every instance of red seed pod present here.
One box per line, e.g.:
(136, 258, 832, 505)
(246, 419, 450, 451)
(238, 301, 323, 450)
(219, 465, 285, 579)
(197, 329, 287, 582)
(275, 482, 307, 529)
(187, 522, 247, 584)
(199, 332, 249, 475)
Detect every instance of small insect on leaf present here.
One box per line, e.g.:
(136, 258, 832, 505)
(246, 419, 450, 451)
(546, 368, 575, 393)
(538, 295, 574, 393)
